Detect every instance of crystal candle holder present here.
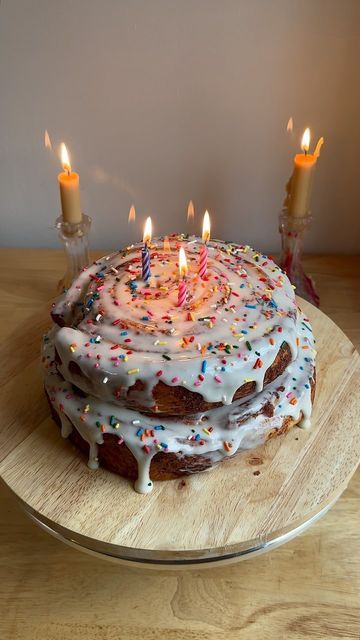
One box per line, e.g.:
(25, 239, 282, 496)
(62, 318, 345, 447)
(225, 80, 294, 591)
(279, 208, 320, 307)
(55, 214, 92, 292)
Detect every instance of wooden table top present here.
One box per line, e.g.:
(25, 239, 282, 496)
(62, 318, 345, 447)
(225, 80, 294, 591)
(1, 249, 359, 640)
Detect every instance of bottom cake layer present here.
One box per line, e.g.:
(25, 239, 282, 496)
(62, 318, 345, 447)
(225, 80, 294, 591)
(44, 368, 316, 493)
(48, 395, 310, 485)
(43, 310, 316, 493)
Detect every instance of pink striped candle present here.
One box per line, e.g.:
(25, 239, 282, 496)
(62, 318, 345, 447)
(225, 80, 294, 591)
(199, 243, 207, 280)
(177, 278, 187, 307)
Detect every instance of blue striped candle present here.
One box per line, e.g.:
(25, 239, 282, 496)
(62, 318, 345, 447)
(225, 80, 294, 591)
(142, 244, 151, 281)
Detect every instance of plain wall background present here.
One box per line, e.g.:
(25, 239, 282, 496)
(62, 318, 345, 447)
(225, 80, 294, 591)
(0, 0, 359, 253)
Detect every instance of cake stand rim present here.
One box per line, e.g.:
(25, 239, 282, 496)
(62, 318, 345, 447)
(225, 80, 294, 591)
(7, 483, 341, 566)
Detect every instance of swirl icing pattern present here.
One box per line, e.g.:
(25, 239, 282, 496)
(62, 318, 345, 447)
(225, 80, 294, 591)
(43, 235, 316, 493)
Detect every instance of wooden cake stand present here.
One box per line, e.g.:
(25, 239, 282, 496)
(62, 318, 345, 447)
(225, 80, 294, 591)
(0, 299, 359, 568)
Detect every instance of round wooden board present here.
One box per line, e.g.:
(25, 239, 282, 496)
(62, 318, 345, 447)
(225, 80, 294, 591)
(0, 299, 359, 567)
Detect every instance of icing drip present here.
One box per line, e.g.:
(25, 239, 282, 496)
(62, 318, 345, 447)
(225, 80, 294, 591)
(60, 413, 72, 438)
(133, 456, 153, 494)
(88, 443, 100, 470)
(43, 308, 316, 494)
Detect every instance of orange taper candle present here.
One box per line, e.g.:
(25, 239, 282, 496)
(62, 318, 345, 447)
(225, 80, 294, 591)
(58, 143, 82, 224)
(287, 129, 324, 218)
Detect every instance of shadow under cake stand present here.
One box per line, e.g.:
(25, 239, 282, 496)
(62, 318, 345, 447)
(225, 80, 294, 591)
(1, 299, 359, 569)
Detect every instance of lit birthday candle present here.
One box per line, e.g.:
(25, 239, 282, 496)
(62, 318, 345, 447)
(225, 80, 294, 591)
(142, 216, 152, 281)
(177, 247, 188, 307)
(199, 210, 210, 279)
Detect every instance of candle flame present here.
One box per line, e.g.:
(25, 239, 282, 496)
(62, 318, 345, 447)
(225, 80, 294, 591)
(187, 200, 195, 221)
(301, 128, 311, 153)
(314, 136, 324, 159)
(179, 246, 188, 278)
(128, 205, 136, 223)
(44, 129, 52, 150)
(143, 216, 152, 244)
(202, 210, 211, 243)
(286, 117, 293, 133)
(163, 235, 171, 251)
(60, 143, 71, 173)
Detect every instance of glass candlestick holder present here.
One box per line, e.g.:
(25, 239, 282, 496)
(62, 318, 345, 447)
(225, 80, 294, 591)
(279, 208, 320, 307)
(55, 214, 92, 292)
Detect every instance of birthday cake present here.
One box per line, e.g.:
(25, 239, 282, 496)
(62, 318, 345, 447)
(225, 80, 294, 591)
(42, 235, 316, 493)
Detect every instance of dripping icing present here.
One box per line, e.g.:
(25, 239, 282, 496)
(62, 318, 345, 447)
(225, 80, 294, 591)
(44, 236, 316, 493)
(43, 312, 315, 493)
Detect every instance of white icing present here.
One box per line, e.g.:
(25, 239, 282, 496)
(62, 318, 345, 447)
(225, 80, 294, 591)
(60, 413, 73, 438)
(43, 237, 316, 495)
(50, 237, 300, 412)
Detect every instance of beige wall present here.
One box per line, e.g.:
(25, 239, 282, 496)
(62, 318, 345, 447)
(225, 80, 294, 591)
(1, 0, 359, 253)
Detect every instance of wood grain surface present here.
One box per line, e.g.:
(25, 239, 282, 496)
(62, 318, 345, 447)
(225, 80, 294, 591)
(0, 250, 359, 639)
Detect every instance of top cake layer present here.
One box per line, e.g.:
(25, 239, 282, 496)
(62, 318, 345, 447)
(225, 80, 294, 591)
(51, 235, 299, 413)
